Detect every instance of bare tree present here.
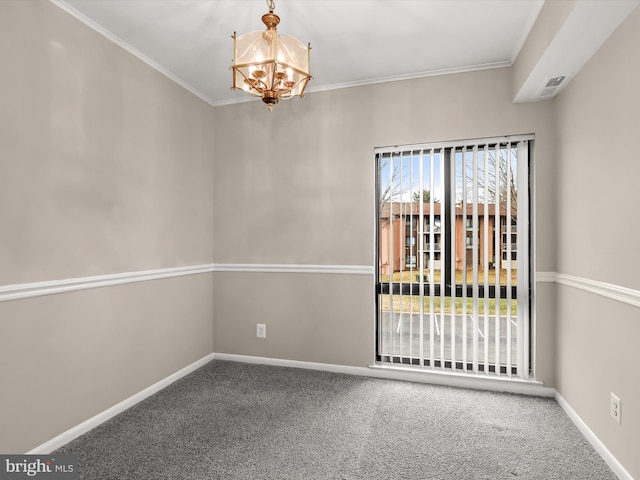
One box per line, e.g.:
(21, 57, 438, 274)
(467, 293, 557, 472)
(458, 147, 518, 222)
(485, 149, 518, 207)
(378, 157, 406, 206)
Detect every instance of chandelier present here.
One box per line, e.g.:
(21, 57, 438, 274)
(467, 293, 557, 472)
(231, 0, 311, 110)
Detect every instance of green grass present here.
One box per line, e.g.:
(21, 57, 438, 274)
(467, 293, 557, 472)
(379, 268, 518, 315)
(380, 294, 518, 316)
(380, 269, 517, 285)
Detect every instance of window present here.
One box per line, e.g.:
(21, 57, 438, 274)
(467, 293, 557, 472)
(376, 136, 532, 378)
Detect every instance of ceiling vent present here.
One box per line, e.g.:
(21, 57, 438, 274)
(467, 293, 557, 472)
(536, 74, 571, 99)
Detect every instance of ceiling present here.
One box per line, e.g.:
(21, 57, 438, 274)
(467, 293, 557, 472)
(53, 1, 637, 107)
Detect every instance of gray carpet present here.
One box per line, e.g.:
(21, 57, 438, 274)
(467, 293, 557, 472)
(55, 360, 617, 479)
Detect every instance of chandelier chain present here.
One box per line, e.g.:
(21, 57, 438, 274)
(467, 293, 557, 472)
(266, 0, 275, 12)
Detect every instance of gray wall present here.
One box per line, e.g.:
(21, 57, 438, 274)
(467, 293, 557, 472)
(3, 2, 638, 477)
(0, 1, 214, 453)
(554, 7, 640, 478)
(213, 67, 557, 382)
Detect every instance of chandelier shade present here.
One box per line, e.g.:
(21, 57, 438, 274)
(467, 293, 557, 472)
(231, 1, 311, 110)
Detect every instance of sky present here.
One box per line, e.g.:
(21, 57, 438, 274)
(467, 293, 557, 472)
(378, 147, 519, 206)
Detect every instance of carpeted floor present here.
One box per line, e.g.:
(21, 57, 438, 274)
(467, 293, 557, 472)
(55, 360, 617, 479)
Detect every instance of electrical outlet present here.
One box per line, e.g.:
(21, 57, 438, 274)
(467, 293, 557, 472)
(256, 323, 266, 338)
(610, 392, 621, 425)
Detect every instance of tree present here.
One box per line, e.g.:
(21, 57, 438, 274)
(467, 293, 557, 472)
(378, 158, 403, 208)
(377, 156, 406, 231)
(458, 147, 518, 228)
(484, 149, 517, 207)
(458, 148, 518, 207)
(412, 189, 439, 203)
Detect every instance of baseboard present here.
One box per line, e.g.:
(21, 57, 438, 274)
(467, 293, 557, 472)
(26, 353, 215, 454)
(213, 352, 377, 377)
(25, 351, 631, 479)
(218, 353, 632, 477)
(368, 363, 555, 397)
(555, 392, 633, 480)
(212, 352, 556, 397)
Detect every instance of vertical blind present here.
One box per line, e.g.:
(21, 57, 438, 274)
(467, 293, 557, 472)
(376, 136, 532, 379)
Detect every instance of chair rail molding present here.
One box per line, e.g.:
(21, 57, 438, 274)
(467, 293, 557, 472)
(213, 263, 374, 275)
(0, 263, 374, 302)
(537, 271, 640, 308)
(0, 264, 215, 303)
